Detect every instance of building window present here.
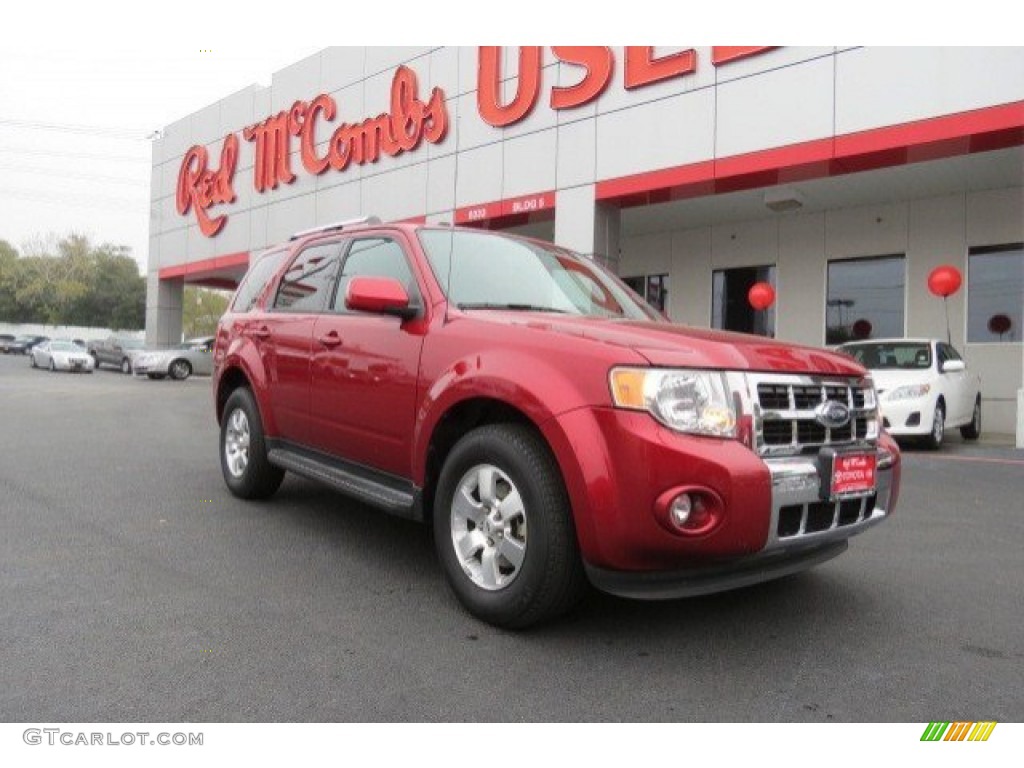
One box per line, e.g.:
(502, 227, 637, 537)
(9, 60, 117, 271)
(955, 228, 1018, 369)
(968, 244, 1023, 342)
(825, 255, 905, 345)
(711, 265, 775, 337)
(622, 273, 669, 313)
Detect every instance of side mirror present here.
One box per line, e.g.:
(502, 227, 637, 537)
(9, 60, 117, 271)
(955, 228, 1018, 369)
(346, 276, 416, 319)
(941, 360, 966, 373)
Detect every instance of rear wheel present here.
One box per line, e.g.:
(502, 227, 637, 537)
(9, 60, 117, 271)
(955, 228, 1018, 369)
(49, 359, 56, 373)
(433, 423, 586, 629)
(220, 387, 284, 500)
(960, 397, 982, 440)
(924, 402, 945, 450)
(120, 357, 132, 374)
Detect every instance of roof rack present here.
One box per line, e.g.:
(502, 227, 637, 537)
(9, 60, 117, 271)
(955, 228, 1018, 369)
(290, 215, 382, 240)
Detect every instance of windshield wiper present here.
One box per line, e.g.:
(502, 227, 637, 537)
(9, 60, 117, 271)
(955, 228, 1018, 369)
(456, 302, 571, 313)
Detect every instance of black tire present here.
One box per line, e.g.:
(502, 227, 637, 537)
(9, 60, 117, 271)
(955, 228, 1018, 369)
(960, 397, 982, 440)
(49, 359, 56, 373)
(29, 355, 36, 368)
(91, 354, 100, 370)
(219, 387, 284, 500)
(120, 357, 132, 374)
(433, 423, 586, 629)
(169, 359, 192, 380)
(924, 401, 945, 450)
(147, 373, 166, 380)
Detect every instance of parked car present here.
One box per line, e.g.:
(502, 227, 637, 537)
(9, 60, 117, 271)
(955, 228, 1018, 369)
(29, 340, 95, 373)
(5, 334, 49, 355)
(88, 336, 145, 373)
(213, 219, 901, 628)
(0, 334, 15, 352)
(838, 338, 981, 449)
(133, 337, 215, 380)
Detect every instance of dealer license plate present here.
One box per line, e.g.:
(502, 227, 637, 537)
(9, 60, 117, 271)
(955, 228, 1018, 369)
(830, 452, 877, 498)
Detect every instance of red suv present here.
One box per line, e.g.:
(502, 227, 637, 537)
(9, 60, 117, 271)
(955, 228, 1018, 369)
(213, 217, 901, 627)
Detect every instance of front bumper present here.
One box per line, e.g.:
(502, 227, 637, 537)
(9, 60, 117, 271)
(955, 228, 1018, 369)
(54, 357, 94, 372)
(132, 357, 170, 376)
(543, 403, 899, 595)
(878, 397, 936, 436)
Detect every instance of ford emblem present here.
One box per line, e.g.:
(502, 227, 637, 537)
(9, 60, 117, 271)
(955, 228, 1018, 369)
(815, 400, 851, 429)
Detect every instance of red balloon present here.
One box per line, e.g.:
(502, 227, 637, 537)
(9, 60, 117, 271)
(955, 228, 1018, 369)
(852, 319, 873, 339)
(927, 265, 962, 298)
(748, 282, 776, 310)
(988, 314, 1012, 335)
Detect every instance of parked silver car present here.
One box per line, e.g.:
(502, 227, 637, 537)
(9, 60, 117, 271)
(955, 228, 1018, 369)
(30, 340, 95, 373)
(133, 337, 215, 380)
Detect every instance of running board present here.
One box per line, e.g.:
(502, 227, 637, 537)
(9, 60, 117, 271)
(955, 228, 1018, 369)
(266, 443, 421, 521)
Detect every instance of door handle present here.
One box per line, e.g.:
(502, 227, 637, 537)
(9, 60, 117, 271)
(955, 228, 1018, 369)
(250, 326, 271, 340)
(317, 332, 343, 348)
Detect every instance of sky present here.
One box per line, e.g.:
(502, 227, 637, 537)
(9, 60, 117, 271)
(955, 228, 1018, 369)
(0, 3, 1009, 275)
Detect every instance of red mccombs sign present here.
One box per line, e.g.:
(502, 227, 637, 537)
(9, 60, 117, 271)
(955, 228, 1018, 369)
(177, 46, 773, 236)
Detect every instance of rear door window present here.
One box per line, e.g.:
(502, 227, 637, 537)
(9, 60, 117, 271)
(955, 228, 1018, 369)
(232, 249, 289, 313)
(273, 242, 343, 312)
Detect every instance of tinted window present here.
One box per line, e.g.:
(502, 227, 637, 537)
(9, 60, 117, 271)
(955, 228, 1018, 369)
(968, 244, 1023, 342)
(232, 249, 288, 313)
(274, 243, 341, 312)
(333, 238, 415, 312)
(826, 255, 905, 345)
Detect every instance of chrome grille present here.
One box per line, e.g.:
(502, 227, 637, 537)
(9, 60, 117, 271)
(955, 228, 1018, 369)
(753, 377, 878, 456)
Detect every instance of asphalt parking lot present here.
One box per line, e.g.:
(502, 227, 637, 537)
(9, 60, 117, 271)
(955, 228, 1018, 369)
(1, 352, 1021, 722)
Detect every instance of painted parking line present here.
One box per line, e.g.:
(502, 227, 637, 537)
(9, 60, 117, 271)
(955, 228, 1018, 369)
(905, 453, 1024, 467)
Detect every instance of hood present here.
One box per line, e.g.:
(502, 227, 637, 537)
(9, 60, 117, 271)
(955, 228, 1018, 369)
(464, 312, 867, 376)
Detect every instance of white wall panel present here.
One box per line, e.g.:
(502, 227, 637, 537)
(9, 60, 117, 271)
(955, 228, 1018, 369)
(362, 163, 428, 222)
(906, 194, 966, 345)
(185, 219, 215, 263)
(716, 56, 834, 158)
(216, 210, 250, 257)
(777, 213, 827, 346)
(315, 181, 362, 224)
(669, 227, 713, 326)
(836, 47, 1024, 135)
(595, 88, 714, 180)
(619, 232, 672, 277)
(265, 194, 316, 244)
(454, 92, 501, 152)
(454, 143, 502, 208)
(556, 119, 596, 189)
(711, 218, 779, 269)
(503, 129, 557, 198)
(825, 202, 909, 259)
(322, 47, 365, 92)
(502, 63, 559, 140)
(426, 155, 456, 215)
(966, 187, 1024, 246)
(249, 204, 268, 253)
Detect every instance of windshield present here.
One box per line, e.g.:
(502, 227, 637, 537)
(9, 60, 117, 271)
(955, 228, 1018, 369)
(121, 339, 144, 349)
(417, 229, 661, 321)
(840, 342, 932, 369)
(50, 342, 78, 352)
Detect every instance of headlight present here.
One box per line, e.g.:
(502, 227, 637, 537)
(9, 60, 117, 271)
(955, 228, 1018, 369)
(610, 367, 736, 437)
(885, 383, 931, 401)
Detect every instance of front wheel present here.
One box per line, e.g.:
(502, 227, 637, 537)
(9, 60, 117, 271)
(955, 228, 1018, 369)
(220, 388, 284, 500)
(960, 397, 981, 440)
(433, 423, 586, 629)
(924, 403, 945, 450)
(169, 359, 192, 380)
(120, 358, 132, 374)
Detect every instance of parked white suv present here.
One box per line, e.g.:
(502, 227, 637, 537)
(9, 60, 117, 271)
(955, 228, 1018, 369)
(838, 339, 982, 449)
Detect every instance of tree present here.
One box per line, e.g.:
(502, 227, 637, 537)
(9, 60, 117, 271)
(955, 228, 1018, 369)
(182, 286, 230, 338)
(0, 233, 145, 329)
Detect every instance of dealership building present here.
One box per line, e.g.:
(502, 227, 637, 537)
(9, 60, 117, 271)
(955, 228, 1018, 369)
(147, 46, 1024, 439)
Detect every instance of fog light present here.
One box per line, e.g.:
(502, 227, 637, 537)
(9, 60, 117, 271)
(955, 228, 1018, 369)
(669, 494, 692, 527)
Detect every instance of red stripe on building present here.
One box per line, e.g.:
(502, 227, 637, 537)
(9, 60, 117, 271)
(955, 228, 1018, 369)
(158, 251, 251, 281)
(597, 100, 1024, 206)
